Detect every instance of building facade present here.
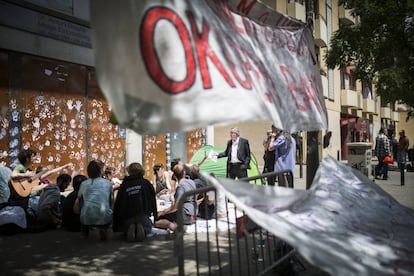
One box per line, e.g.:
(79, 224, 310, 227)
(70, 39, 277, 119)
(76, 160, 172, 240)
(260, 0, 405, 163)
(0, 0, 208, 180)
(0, 0, 410, 182)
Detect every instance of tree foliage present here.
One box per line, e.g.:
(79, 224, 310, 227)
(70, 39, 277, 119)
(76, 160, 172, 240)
(109, 110, 119, 125)
(325, 0, 414, 110)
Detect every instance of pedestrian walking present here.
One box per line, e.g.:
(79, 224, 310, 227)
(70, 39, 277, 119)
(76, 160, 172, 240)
(374, 128, 390, 180)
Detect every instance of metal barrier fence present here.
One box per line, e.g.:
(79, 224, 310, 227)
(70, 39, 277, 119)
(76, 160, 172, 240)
(175, 171, 302, 275)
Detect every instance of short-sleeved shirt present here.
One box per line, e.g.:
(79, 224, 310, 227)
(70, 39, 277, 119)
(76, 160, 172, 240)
(10, 164, 31, 202)
(13, 164, 28, 173)
(78, 177, 113, 226)
(174, 178, 196, 219)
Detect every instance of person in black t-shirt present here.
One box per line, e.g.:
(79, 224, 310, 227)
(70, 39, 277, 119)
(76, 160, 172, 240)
(113, 163, 157, 242)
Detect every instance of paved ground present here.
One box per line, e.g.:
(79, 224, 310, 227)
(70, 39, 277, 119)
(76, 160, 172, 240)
(0, 162, 412, 276)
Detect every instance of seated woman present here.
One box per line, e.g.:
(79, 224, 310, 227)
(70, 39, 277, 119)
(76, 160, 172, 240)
(113, 163, 157, 242)
(152, 163, 171, 196)
(155, 164, 196, 231)
(75, 160, 113, 240)
(104, 166, 122, 199)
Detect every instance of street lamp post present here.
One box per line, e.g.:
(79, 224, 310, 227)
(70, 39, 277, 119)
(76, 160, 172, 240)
(305, 0, 319, 189)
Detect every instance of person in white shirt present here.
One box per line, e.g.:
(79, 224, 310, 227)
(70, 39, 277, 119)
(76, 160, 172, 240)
(218, 127, 251, 180)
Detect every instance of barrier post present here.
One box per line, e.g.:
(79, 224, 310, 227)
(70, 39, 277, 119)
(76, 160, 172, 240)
(400, 162, 405, 186)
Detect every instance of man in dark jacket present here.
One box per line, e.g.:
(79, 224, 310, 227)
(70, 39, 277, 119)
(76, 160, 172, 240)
(113, 162, 157, 242)
(218, 127, 251, 179)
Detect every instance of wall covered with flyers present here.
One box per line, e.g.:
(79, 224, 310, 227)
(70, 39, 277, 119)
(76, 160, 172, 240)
(0, 51, 205, 182)
(0, 51, 126, 180)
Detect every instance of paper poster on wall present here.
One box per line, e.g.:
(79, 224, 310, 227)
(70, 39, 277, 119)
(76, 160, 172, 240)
(169, 131, 187, 164)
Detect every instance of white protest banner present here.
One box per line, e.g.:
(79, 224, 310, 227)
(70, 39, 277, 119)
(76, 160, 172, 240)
(91, 0, 328, 135)
(206, 157, 414, 275)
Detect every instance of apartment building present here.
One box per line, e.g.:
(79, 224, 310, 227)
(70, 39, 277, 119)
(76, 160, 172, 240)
(260, 0, 404, 162)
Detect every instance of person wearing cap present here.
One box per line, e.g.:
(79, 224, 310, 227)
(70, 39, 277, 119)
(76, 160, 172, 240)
(397, 130, 410, 176)
(218, 127, 251, 180)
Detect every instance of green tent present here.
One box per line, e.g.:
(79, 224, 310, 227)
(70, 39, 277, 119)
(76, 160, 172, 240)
(189, 145, 263, 184)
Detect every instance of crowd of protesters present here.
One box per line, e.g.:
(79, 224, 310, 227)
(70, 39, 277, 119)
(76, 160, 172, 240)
(0, 146, 211, 241)
(2, 126, 406, 241)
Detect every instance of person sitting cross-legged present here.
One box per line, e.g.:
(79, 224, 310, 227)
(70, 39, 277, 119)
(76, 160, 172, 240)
(113, 162, 157, 242)
(75, 160, 113, 241)
(155, 164, 197, 232)
(36, 173, 72, 230)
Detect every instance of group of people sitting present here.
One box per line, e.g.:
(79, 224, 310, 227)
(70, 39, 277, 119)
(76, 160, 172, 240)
(0, 148, 220, 242)
(0, 148, 76, 234)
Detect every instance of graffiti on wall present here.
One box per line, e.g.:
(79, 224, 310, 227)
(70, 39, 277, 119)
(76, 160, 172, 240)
(186, 128, 205, 162)
(1, 91, 126, 179)
(0, 92, 11, 167)
(143, 134, 166, 181)
(88, 98, 125, 176)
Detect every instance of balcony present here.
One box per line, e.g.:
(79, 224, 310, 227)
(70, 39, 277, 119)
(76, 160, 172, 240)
(392, 111, 400, 122)
(321, 75, 328, 98)
(314, 17, 328, 47)
(341, 89, 359, 108)
(363, 98, 375, 114)
(287, 2, 306, 23)
(380, 107, 392, 119)
(339, 6, 355, 25)
(351, 109, 362, 117)
(355, 93, 363, 110)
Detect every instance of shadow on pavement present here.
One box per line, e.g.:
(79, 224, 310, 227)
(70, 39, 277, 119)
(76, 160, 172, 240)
(0, 229, 177, 275)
